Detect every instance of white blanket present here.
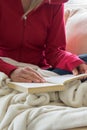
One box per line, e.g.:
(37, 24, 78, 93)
(0, 57, 87, 130)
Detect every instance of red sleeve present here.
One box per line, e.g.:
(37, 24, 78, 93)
(45, 4, 84, 71)
(0, 59, 17, 77)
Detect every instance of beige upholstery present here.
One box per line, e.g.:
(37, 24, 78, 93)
(65, 1, 87, 55)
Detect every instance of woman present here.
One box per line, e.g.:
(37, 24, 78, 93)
(0, 0, 87, 83)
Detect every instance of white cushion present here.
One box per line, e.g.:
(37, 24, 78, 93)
(65, 3, 87, 55)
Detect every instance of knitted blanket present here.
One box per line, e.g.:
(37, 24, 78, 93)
(0, 57, 87, 130)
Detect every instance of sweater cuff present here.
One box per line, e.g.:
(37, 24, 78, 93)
(68, 59, 85, 71)
(0, 61, 17, 77)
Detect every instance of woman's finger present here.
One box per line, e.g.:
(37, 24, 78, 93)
(21, 67, 46, 82)
(72, 68, 79, 75)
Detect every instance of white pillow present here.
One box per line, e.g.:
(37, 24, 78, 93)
(65, 7, 87, 55)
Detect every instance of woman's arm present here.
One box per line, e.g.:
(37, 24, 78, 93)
(45, 4, 84, 71)
(0, 59, 45, 82)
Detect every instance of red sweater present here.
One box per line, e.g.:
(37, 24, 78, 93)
(0, 0, 84, 76)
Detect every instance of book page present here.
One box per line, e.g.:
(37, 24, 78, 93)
(10, 82, 58, 88)
(45, 75, 75, 84)
(45, 74, 87, 84)
(7, 82, 64, 93)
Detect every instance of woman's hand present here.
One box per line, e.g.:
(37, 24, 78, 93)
(72, 63, 87, 75)
(10, 67, 46, 83)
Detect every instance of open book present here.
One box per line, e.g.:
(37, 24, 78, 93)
(7, 73, 87, 94)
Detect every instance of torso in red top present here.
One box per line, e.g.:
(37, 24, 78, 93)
(0, 0, 53, 67)
(0, 0, 83, 76)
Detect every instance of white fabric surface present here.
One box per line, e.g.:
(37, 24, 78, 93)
(0, 57, 87, 130)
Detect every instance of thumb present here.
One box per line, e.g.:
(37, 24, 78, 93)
(72, 68, 79, 75)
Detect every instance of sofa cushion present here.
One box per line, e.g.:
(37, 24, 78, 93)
(65, 3, 87, 55)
